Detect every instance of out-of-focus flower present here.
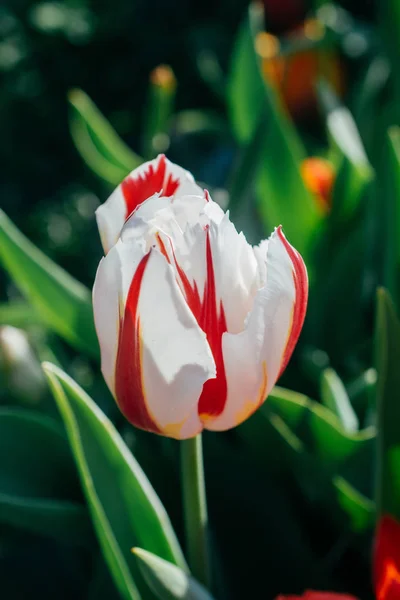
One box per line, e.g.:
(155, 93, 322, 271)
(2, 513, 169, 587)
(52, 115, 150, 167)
(375, 515, 400, 600)
(300, 157, 336, 212)
(150, 65, 177, 93)
(275, 592, 358, 600)
(0, 325, 45, 404)
(93, 158, 308, 439)
(257, 20, 345, 119)
(96, 154, 202, 254)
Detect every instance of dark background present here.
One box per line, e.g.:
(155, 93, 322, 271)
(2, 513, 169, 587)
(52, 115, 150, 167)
(0, 1, 383, 599)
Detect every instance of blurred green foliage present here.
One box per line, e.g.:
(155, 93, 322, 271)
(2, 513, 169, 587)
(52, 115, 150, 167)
(1, 0, 399, 599)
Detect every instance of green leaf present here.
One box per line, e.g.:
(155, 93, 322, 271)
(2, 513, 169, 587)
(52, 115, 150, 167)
(267, 386, 374, 465)
(43, 362, 187, 600)
(227, 3, 322, 258)
(0, 302, 42, 328)
(0, 408, 90, 544)
(133, 548, 214, 600)
(310, 221, 369, 365)
(375, 288, 400, 520)
(333, 476, 374, 532)
(317, 79, 374, 222)
(68, 88, 142, 185)
(227, 2, 265, 145)
(347, 368, 377, 427)
(0, 211, 98, 358)
(237, 392, 375, 532)
(321, 368, 359, 433)
(381, 127, 400, 302)
(380, 0, 400, 108)
(353, 56, 390, 153)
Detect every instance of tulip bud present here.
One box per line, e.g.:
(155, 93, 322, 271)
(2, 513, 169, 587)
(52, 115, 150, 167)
(144, 65, 177, 159)
(0, 325, 45, 404)
(300, 157, 335, 212)
(93, 156, 308, 439)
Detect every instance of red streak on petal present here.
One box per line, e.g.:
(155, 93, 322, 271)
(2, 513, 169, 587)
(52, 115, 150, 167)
(197, 232, 228, 419)
(155, 233, 170, 263)
(161, 229, 228, 419)
(277, 226, 308, 377)
(375, 515, 400, 600)
(121, 155, 179, 220)
(114, 252, 160, 434)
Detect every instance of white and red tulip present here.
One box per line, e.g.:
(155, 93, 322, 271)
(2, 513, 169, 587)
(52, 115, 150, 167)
(93, 156, 308, 439)
(96, 154, 202, 254)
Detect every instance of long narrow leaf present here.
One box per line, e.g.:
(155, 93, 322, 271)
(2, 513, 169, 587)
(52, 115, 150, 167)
(375, 288, 400, 521)
(0, 210, 98, 358)
(227, 3, 322, 258)
(43, 362, 187, 600)
(69, 88, 142, 185)
(321, 368, 359, 433)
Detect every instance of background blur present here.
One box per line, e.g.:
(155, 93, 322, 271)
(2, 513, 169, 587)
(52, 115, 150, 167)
(0, 0, 396, 598)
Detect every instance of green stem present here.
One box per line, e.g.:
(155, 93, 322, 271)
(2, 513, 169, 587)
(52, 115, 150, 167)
(180, 434, 210, 588)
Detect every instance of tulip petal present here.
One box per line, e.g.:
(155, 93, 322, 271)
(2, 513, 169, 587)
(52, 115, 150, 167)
(204, 227, 307, 431)
(375, 515, 400, 600)
(92, 248, 122, 396)
(94, 237, 216, 438)
(207, 214, 259, 334)
(96, 155, 202, 254)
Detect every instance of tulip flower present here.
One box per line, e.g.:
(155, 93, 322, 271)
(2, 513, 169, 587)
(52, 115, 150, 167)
(257, 20, 344, 120)
(375, 515, 400, 600)
(300, 157, 335, 212)
(96, 154, 203, 254)
(93, 156, 308, 439)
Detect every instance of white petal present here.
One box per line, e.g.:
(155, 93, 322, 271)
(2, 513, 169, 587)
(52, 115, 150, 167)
(92, 245, 124, 395)
(166, 160, 203, 198)
(96, 235, 216, 438)
(95, 155, 202, 254)
(138, 250, 215, 438)
(204, 229, 297, 431)
(207, 215, 259, 333)
(96, 186, 126, 255)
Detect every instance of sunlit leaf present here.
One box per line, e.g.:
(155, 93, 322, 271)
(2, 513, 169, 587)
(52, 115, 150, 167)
(68, 88, 142, 186)
(317, 79, 374, 222)
(133, 548, 214, 600)
(0, 210, 98, 358)
(43, 362, 187, 600)
(227, 3, 322, 259)
(321, 368, 359, 433)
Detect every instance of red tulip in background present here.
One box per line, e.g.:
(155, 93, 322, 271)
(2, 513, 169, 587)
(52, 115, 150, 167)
(276, 514, 400, 600)
(375, 515, 400, 600)
(257, 20, 345, 120)
(275, 593, 358, 600)
(300, 157, 336, 213)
